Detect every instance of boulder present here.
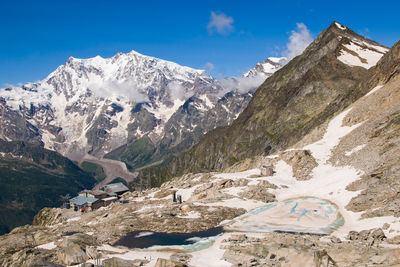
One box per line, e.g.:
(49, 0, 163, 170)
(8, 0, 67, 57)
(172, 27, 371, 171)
(280, 150, 318, 180)
(57, 244, 88, 265)
(370, 228, 386, 242)
(102, 257, 148, 267)
(56, 233, 99, 265)
(170, 253, 192, 265)
(155, 258, 186, 267)
(85, 245, 100, 259)
(238, 186, 276, 203)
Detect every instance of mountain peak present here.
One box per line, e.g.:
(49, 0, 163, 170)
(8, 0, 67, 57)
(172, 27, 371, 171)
(307, 21, 390, 70)
(127, 49, 144, 56)
(243, 57, 287, 78)
(332, 21, 347, 31)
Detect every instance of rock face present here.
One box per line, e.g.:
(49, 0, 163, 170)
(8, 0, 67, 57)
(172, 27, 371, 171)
(138, 21, 389, 186)
(317, 40, 400, 219)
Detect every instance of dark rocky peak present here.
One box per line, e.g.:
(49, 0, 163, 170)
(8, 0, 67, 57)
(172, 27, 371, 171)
(136, 22, 391, 184)
(326, 21, 387, 48)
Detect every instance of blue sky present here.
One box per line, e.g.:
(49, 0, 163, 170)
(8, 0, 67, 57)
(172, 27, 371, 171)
(1, 0, 399, 86)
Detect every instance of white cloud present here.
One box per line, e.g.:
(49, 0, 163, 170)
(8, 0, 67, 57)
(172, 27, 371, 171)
(89, 79, 149, 102)
(168, 81, 191, 100)
(218, 73, 267, 96)
(204, 62, 214, 73)
(284, 23, 313, 60)
(207, 11, 234, 35)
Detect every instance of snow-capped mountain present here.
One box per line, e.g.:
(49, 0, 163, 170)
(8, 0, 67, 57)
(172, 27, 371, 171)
(0, 51, 213, 158)
(0, 50, 273, 169)
(243, 57, 287, 78)
(333, 22, 389, 68)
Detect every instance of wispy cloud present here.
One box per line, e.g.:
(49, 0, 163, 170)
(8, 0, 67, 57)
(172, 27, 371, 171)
(218, 73, 267, 96)
(167, 81, 191, 100)
(207, 11, 234, 35)
(204, 62, 214, 73)
(2, 82, 25, 88)
(89, 79, 149, 102)
(284, 23, 313, 60)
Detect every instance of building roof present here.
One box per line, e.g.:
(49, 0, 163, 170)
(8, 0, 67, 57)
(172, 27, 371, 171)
(102, 196, 118, 201)
(102, 182, 129, 194)
(70, 196, 98, 206)
(79, 189, 108, 196)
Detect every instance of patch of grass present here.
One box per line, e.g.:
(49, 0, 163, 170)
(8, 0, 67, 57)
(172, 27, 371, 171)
(80, 161, 106, 181)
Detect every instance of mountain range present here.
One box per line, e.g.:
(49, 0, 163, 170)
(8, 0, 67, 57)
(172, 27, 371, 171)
(0, 38, 285, 233)
(0, 49, 285, 172)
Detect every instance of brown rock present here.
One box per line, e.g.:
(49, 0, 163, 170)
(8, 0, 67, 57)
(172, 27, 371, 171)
(103, 257, 149, 267)
(57, 244, 88, 265)
(280, 149, 318, 180)
(155, 258, 186, 267)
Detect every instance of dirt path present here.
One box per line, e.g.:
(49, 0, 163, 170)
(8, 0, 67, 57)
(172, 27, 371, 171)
(81, 154, 138, 190)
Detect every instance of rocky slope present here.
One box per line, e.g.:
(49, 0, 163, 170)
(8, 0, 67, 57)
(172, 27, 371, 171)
(137, 21, 389, 188)
(3, 79, 400, 266)
(0, 140, 96, 235)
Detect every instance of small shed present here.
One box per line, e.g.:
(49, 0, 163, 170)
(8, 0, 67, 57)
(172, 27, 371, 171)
(69, 196, 100, 211)
(102, 183, 129, 196)
(261, 165, 274, 176)
(102, 196, 118, 207)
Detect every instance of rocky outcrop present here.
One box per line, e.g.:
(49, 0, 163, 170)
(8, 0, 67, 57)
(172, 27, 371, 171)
(33, 208, 65, 227)
(238, 184, 276, 203)
(56, 233, 100, 265)
(221, 232, 400, 267)
(347, 228, 386, 246)
(280, 149, 318, 180)
(155, 258, 186, 267)
(102, 257, 149, 267)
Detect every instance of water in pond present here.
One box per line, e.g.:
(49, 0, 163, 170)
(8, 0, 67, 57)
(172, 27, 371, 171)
(227, 197, 343, 235)
(114, 226, 224, 252)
